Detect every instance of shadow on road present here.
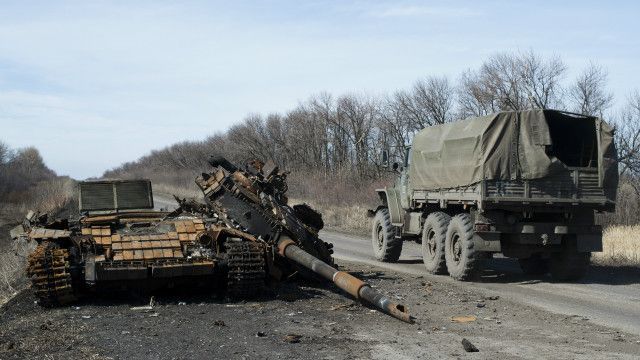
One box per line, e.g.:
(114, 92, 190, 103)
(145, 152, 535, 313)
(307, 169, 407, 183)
(476, 257, 640, 286)
(396, 259, 423, 265)
(62, 278, 335, 309)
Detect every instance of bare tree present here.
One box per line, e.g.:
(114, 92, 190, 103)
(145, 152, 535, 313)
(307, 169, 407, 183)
(0, 141, 9, 165)
(335, 93, 378, 176)
(413, 76, 456, 125)
(457, 69, 497, 118)
(379, 95, 415, 162)
(308, 93, 335, 170)
(569, 62, 614, 117)
(457, 53, 527, 115)
(617, 91, 640, 176)
(480, 52, 528, 111)
(458, 51, 567, 116)
(517, 50, 566, 109)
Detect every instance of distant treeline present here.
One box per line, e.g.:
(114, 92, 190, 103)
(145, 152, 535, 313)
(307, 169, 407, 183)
(0, 142, 73, 219)
(103, 50, 640, 224)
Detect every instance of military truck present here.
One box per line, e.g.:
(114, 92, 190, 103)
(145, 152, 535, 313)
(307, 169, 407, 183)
(370, 110, 618, 281)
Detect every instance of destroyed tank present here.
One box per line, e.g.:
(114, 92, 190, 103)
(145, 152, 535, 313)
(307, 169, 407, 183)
(14, 158, 413, 323)
(16, 179, 267, 305)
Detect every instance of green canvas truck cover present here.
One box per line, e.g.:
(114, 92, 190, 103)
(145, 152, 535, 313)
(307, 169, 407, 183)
(408, 109, 617, 199)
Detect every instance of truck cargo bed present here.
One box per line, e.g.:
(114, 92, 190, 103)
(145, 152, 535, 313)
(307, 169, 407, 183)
(412, 168, 612, 210)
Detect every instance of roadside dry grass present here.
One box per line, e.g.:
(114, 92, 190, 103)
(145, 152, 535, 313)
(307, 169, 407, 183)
(290, 199, 370, 235)
(153, 183, 201, 200)
(1, 177, 75, 221)
(0, 239, 34, 305)
(593, 225, 640, 266)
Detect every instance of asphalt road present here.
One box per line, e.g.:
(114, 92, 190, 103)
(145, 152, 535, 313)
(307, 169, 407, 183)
(324, 231, 640, 335)
(154, 195, 640, 335)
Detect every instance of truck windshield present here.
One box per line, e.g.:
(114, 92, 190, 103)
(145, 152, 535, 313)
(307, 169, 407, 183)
(545, 112, 598, 168)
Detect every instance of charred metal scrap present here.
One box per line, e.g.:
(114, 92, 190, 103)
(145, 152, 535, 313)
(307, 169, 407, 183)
(14, 157, 413, 323)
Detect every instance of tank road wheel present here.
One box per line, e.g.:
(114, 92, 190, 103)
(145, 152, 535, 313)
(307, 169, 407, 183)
(371, 208, 402, 262)
(518, 254, 549, 276)
(444, 213, 479, 281)
(549, 237, 590, 281)
(27, 242, 77, 306)
(225, 240, 267, 299)
(421, 212, 450, 274)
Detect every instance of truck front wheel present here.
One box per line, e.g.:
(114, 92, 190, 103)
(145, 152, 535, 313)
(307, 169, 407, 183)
(445, 213, 480, 280)
(421, 212, 450, 274)
(371, 208, 402, 262)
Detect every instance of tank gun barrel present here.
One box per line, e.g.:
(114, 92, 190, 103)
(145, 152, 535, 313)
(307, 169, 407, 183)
(277, 237, 414, 323)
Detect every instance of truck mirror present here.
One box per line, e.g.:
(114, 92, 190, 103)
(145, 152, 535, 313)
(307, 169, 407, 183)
(382, 150, 389, 168)
(392, 162, 399, 171)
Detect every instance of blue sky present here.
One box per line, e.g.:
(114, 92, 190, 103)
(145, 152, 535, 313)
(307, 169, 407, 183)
(1, 0, 638, 179)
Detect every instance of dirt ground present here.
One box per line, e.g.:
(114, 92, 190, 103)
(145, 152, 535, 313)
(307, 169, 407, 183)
(1, 260, 639, 360)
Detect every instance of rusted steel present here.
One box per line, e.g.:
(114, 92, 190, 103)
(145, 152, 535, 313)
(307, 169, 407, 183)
(278, 237, 414, 323)
(81, 211, 167, 224)
(27, 244, 77, 306)
(332, 272, 366, 299)
(276, 237, 296, 257)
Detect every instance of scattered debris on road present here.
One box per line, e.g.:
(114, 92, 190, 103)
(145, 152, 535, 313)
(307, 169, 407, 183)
(451, 315, 477, 323)
(283, 334, 302, 343)
(461, 338, 479, 352)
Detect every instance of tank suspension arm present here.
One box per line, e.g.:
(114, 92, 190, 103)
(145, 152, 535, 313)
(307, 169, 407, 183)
(277, 237, 414, 323)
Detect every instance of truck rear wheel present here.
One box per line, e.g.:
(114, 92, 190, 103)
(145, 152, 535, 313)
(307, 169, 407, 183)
(445, 213, 479, 281)
(549, 239, 590, 281)
(372, 208, 402, 262)
(421, 212, 450, 274)
(518, 254, 549, 276)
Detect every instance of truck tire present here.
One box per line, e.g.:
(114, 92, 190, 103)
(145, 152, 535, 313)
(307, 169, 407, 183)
(445, 213, 479, 281)
(549, 239, 590, 281)
(421, 212, 450, 274)
(518, 254, 549, 276)
(371, 208, 402, 262)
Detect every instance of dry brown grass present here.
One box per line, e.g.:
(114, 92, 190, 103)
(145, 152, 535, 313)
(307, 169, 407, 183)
(0, 238, 35, 306)
(153, 183, 202, 200)
(290, 199, 370, 235)
(593, 225, 640, 266)
(0, 177, 75, 221)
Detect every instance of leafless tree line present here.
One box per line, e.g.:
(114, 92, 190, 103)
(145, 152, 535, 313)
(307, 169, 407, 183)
(0, 143, 57, 201)
(106, 51, 640, 183)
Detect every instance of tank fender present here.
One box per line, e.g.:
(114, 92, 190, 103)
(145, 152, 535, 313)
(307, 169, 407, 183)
(370, 188, 404, 226)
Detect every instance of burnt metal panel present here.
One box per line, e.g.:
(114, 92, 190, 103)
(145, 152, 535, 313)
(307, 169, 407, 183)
(79, 180, 154, 212)
(79, 182, 113, 211)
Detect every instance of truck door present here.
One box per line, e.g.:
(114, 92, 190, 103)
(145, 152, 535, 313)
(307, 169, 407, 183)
(399, 147, 411, 209)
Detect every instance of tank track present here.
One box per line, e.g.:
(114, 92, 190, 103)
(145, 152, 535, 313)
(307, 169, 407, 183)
(225, 240, 266, 299)
(27, 242, 77, 306)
